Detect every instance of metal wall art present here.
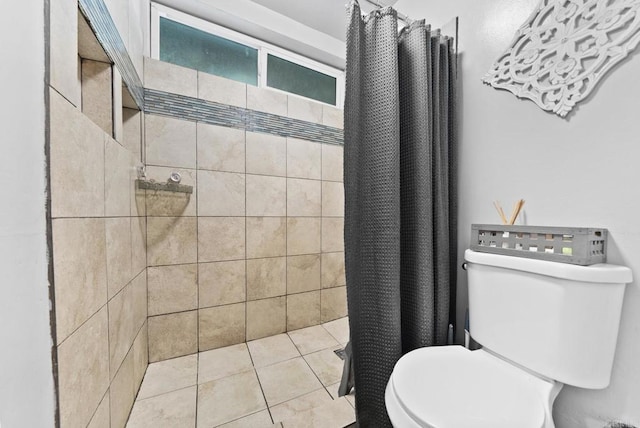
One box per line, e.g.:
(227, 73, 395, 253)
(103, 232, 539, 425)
(483, 0, 640, 117)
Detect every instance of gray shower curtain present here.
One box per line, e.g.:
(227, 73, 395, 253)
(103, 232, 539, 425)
(341, 2, 457, 426)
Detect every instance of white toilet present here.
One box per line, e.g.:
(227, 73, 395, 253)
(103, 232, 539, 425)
(385, 249, 632, 428)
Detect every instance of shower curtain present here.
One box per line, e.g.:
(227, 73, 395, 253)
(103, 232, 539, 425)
(341, 2, 458, 426)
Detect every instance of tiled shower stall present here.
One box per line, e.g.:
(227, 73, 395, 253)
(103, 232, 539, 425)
(142, 57, 347, 362)
(48, 3, 346, 426)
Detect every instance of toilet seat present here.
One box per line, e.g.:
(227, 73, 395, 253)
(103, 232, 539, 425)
(386, 346, 547, 428)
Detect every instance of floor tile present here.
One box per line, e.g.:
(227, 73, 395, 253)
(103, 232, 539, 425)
(256, 357, 323, 406)
(288, 326, 339, 355)
(322, 317, 349, 345)
(198, 343, 254, 384)
(126, 386, 196, 428)
(304, 347, 345, 387)
(279, 398, 355, 428)
(269, 389, 332, 423)
(137, 355, 198, 400)
(216, 410, 273, 428)
(327, 382, 356, 408)
(247, 333, 301, 368)
(197, 371, 267, 427)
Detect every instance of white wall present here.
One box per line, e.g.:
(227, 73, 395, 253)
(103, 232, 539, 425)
(396, 0, 640, 426)
(0, 0, 56, 427)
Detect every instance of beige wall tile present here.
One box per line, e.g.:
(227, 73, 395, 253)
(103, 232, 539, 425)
(106, 217, 133, 299)
(148, 264, 198, 316)
(132, 322, 148, 391)
(198, 72, 247, 108)
(105, 138, 132, 217)
(50, 89, 105, 217)
(197, 371, 266, 427)
(113, 68, 124, 142)
(287, 255, 321, 294)
(87, 393, 110, 428)
(197, 123, 245, 173)
(246, 297, 286, 341)
(147, 217, 197, 266)
(287, 179, 321, 217)
(148, 310, 198, 362)
(247, 85, 287, 116)
(246, 217, 286, 259)
(52, 218, 107, 343)
(145, 114, 196, 169)
(288, 96, 323, 124)
(246, 257, 286, 300)
(144, 57, 197, 97)
(287, 138, 321, 180)
(198, 217, 245, 262)
(321, 286, 348, 323)
(246, 175, 286, 216)
(321, 181, 344, 217)
(287, 217, 321, 255)
(57, 307, 109, 428)
(287, 291, 321, 331)
(197, 170, 245, 216)
(321, 144, 343, 182)
(321, 252, 346, 289)
(131, 270, 148, 336)
(81, 59, 113, 134)
(321, 217, 344, 253)
(50, 0, 80, 106)
(245, 132, 286, 176)
(123, 108, 142, 161)
(145, 166, 196, 216)
(322, 105, 344, 129)
(108, 282, 134, 378)
(131, 216, 147, 276)
(131, 154, 146, 217)
(199, 303, 246, 351)
(199, 260, 246, 308)
(78, 12, 109, 62)
(110, 349, 135, 428)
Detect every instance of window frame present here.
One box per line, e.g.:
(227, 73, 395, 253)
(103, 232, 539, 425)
(151, 2, 344, 107)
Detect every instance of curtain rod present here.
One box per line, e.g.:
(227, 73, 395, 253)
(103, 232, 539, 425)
(360, 0, 412, 24)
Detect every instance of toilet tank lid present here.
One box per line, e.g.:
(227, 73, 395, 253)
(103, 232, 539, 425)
(464, 249, 633, 284)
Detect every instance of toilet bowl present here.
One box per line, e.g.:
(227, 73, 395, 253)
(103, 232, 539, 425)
(385, 249, 632, 428)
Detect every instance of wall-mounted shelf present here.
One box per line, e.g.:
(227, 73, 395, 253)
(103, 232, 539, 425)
(136, 179, 193, 194)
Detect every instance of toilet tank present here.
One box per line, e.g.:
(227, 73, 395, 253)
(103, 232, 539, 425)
(465, 249, 632, 389)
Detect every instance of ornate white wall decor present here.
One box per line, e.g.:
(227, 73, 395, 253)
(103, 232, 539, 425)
(483, 0, 640, 117)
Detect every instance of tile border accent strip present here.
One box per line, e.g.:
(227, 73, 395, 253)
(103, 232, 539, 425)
(144, 89, 344, 146)
(79, 0, 144, 109)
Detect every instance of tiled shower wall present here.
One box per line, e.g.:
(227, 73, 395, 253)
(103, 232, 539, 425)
(143, 58, 347, 362)
(49, 1, 147, 427)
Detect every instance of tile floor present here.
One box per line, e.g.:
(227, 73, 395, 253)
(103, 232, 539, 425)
(126, 317, 355, 428)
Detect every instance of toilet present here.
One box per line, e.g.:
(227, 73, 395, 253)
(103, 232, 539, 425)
(385, 249, 633, 428)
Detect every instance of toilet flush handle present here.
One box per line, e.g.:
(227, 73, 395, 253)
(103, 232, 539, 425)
(461, 262, 468, 271)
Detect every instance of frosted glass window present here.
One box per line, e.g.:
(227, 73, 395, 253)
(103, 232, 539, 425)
(267, 54, 337, 105)
(159, 17, 258, 85)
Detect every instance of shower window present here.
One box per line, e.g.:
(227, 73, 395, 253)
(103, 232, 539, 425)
(151, 3, 344, 106)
